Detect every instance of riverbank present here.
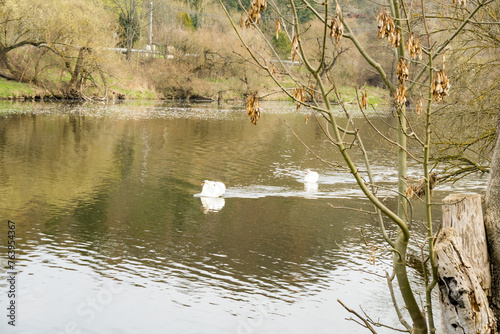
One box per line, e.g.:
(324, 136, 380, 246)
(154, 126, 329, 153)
(0, 79, 41, 100)
(0, 78, 160, 101)
(0, 77, 391, 107)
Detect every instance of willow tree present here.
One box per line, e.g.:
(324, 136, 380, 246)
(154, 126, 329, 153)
(0, 0, 114, 97)
(219, 0, 494, 332)
(109, 0, 144, 60)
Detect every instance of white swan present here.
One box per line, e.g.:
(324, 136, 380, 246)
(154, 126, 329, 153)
(200, 180, 226, 197)
(304, 169, 319, 183)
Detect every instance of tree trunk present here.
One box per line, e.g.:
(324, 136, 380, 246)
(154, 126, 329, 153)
(69, 47, 88, 90)
(485, 109, 500, 327)
(435, 227, 496, 333)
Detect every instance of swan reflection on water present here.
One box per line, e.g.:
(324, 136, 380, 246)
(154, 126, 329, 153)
(304, 181, 319, 195)
(200, 196, 225, 213)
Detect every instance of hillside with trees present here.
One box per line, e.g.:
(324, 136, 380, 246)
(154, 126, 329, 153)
(0, 0, 390, 101)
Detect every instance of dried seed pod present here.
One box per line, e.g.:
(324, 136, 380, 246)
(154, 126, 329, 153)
(406, 33, 423, 60)
(244, 7, 255, 27)
(377, 10, 395, 41)
(258, 0, 267, 11)
(369, 245, 376, 264)
(431, 52, 450, 102)
(246, 94, 261, 125)
(253, 12, 261, 25)
(431, 70, 450, 102)
(294, 85, 306, 110)
(415, 99, 423, 115)
(336, 1, 342, 16)
(360, 91, 368, 110)
(330, 16, 344, 45)
(406, 184, 414, 198)
(407, 172, 438, 199)
(396, 57, 409, 83)
(291, 34, 299, 62)
(414, 38, 422, 60)
(275, 18, 281, 40)
(395, 84, 407, 105)
(391, 27, 401, 48)
(406, 33, 413, 50)
(453, 0, 467, 7)
(243, 0, 267, 28)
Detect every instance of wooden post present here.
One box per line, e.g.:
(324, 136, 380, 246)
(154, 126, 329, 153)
(436, 194, 497, 333)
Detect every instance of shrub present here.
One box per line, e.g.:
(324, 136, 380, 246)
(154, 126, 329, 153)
(177, 12, 195, 31)
(271, 31, 291, 59)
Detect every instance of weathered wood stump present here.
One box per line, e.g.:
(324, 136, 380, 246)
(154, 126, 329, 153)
(436, 194, 497, 333)
(442, 193, 491, 293)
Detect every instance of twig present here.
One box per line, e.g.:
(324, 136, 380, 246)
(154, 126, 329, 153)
(386, 271, 413, 331)
(359, 107, 423, 163)
(328, 204, 378, 215)
(283, 119, 347, 170)
(337, 299, 378, 334)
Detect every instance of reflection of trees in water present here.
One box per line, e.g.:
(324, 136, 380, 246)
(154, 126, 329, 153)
(0, 104, 470, 308)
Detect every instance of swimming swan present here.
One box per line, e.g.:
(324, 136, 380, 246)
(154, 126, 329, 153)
(304, 169, 319, 183)
(201, 180, 226, 197)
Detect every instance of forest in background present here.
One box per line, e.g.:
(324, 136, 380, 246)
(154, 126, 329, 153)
(0, 0, 412, 103)
(0, 0, 497, 114)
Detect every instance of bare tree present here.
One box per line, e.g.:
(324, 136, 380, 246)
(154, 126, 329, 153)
(110, 0, 144, 60)
(0, 0, 114, 97)
(219, 0, 495, 332)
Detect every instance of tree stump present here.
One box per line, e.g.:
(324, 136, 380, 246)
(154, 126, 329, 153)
(442, 193, 491, 293)
(436, 194, 497, 333)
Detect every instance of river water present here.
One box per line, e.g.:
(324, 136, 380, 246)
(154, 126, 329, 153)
(0, 101, 488, 333)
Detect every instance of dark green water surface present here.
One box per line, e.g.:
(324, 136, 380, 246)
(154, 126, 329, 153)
(0, 101, 487, 333)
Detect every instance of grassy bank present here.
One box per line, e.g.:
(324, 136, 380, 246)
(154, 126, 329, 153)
(0, 78, 39, 99)
(0, 76, 391, 107)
